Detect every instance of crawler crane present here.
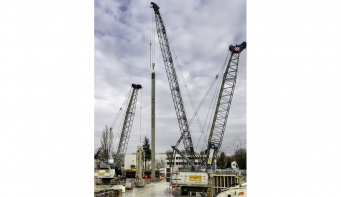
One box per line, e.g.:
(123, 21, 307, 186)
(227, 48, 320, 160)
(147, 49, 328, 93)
(151, 2, 246, 195)
(95, 83, 142, 185)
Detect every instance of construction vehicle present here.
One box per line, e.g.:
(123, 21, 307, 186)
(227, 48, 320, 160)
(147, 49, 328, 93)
(150, 2, 246, 195)
(94, 83, 143, 185)
(94, 149, 118, 185)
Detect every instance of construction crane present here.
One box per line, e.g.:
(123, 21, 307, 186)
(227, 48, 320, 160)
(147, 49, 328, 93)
(150, 2, 246, 195)
(150, 2, 197, 165)
(205, 42, 246, 170)
(170, 42, 247, 173)
(95, 83, 142, 184)
(114, 83, 143, 173)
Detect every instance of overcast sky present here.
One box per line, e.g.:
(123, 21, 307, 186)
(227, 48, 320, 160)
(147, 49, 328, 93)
(94, 0, 246, 155)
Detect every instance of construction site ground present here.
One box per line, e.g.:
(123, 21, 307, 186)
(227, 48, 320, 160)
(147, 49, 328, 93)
(94, 179, 193, 197)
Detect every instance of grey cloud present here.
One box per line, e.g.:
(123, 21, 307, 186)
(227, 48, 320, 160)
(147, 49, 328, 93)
(95, 0, 246, 154)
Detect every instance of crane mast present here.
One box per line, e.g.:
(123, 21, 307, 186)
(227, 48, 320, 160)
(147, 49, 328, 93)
(150, 2, 195, 156)
(206, 42, 246, 169)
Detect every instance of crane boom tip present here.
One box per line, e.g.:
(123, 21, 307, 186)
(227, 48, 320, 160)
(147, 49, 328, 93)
(150, 2, 159, 10)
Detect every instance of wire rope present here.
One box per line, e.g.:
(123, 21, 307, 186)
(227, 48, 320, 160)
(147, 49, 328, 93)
(200, 69, 223, 152)
(140, 88, 142, 146)
(195, 65, 225, 152)
(188, 51, 231, 127)
(163, 22, 202, 147)
(109, 87, 132, 131)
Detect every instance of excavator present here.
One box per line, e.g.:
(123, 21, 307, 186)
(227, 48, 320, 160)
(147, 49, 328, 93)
(151, 2, 246, 195)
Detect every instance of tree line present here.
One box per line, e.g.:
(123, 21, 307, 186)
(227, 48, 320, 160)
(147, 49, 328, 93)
(164, 148, 247, 170)
(95, 126, 246, 170)
(217, 149, 247, 169)
(95, 127, 167, 170)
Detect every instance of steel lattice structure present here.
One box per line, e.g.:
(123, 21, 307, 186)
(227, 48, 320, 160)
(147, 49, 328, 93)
(206, 42, 246, 169)
(115, 84, 142, 170)
(151, 2, 195, 156)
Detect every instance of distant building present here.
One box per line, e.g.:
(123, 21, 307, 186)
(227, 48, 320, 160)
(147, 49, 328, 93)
(124, 153, 207, 170)
(94, 153, 208, 172)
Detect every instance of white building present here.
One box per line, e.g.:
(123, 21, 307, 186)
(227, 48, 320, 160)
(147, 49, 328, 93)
(123, 153, 207, 171)
(94, 153, 208, 174)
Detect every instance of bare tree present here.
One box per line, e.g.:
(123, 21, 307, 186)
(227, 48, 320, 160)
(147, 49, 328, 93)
(155, 160, 161, 169)
(156, 157, 167, 169)
(160, 157, 167, 168)
(146, 163, 151, 170)
(100, 125, 113, 160)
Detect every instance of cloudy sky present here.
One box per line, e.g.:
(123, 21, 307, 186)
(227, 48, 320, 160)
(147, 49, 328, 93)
(94, 0, 246, 155)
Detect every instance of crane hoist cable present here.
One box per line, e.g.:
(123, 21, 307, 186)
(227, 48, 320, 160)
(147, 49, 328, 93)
(166, 24, 205, 144)
(140, 88, 142, 146)
(149, 7, 153, 67)
(188, 51, 232, 153)
(156, 11, 207, 150)
(197, 51, 233, 152)
(196, 65, 225, 152)
(109, 87, 132, 132)
(200, 71, 223, 153)
(188, 58, 227, 127)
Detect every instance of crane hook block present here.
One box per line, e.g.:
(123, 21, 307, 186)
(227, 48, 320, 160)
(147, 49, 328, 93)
(229, 42, 247, 53)
(132, 84, 143, 89)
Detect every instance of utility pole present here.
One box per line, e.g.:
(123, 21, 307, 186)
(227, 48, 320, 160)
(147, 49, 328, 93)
(151, 71, 155, 182)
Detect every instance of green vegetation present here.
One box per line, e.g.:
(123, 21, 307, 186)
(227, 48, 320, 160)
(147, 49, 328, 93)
(225, 148, 247, 169)
(143, 136, 152, 168)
